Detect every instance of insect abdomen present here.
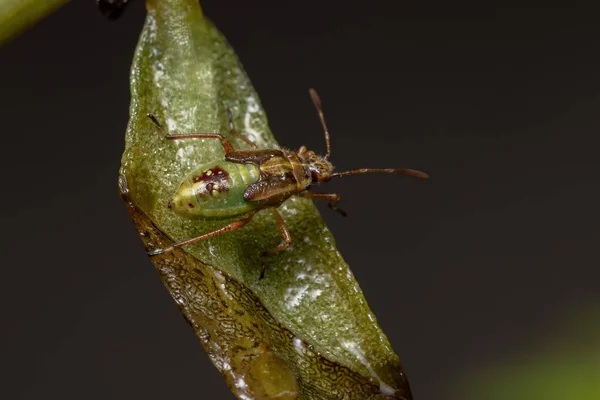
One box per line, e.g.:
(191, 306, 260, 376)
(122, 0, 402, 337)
(169, 161, 261, 219)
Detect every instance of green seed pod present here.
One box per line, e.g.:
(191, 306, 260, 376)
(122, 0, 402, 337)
(119, 1, 412, 398)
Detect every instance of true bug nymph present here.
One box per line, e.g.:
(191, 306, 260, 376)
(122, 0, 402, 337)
(148, 89, 429, 278)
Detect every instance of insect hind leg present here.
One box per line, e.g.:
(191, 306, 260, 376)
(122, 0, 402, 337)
(148, 213, 256, 256)
(148, 113, 250, 154)
(147, 113, 166, 134)
(165, 133, 236, 154)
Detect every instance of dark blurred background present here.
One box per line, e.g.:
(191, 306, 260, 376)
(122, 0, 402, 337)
(1, 1, 599, 399)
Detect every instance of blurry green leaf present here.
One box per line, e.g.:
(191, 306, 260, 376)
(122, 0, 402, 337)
(0, 0, 70, 46)
(446, 306, 600, 400)
(119, 0, 411, 398)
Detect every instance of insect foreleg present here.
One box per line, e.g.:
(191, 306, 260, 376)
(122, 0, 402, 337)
(148, 213, 256, 256)
(259, 208, 292, 280)
(300, 192, 347, 217)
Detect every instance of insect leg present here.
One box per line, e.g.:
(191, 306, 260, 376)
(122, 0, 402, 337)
(226, 109, 257, 148)
(147, 114, 166, 134)
(300, 192, 347, 217)
(259, 208, 292, 280)
(166, 133, 236, 154)
(148, 213, 256, 256)
(147, 114, 236, 154)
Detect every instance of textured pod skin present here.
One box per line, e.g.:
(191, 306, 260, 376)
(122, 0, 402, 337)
(169, 160, 261, 219)
(120, 175, 413, 400)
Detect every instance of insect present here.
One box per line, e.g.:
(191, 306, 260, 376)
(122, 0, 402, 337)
(148, 89, 429, 278)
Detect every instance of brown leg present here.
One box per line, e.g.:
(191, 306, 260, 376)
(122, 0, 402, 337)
(227, 109, 257, 148)
(148, 213, 256, 256)
(165, 133, 235, 154)
(230, 130, 256, 149)
(147, 113, 236, 154)
(259, 208, 292, 279)
(300, 192, 347, 217)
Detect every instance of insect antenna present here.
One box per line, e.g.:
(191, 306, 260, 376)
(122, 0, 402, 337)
(309, 88, 332, 160)
(331, 168, 430, 179)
